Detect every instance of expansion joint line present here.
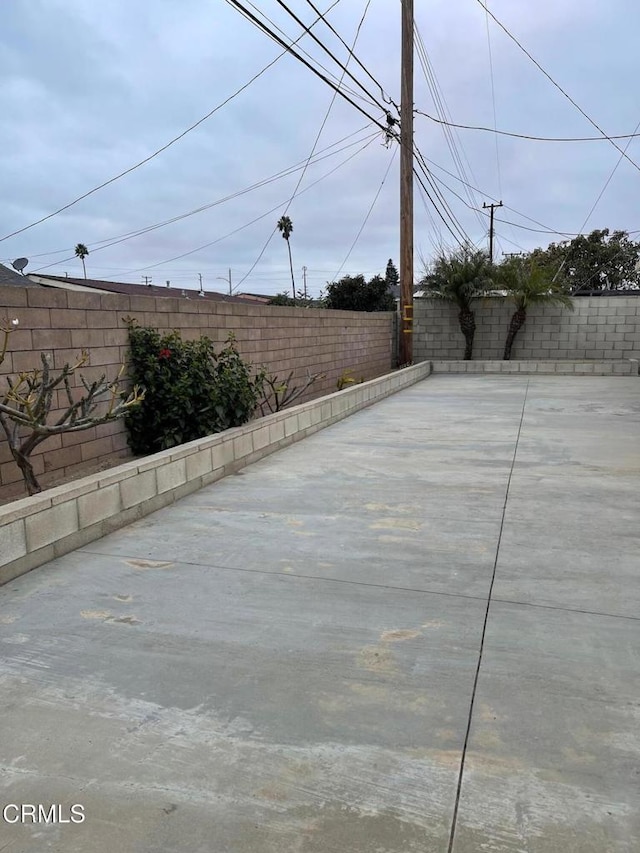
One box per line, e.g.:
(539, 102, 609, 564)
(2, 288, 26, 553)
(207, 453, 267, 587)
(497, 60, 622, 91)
(446, 379, 530, 853)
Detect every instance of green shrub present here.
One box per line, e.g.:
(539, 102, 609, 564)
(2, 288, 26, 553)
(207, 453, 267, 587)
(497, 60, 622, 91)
(124, 321, 263, 455)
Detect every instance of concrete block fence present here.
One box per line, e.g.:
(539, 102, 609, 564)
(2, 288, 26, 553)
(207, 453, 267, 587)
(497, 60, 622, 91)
(0, 361, 431, 586)
(0, 285, 395, 501)
(414, 296, 640, 362)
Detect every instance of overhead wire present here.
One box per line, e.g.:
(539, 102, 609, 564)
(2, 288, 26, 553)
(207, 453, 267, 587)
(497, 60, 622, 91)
(29, 126, 378, 273)
(413, 144, 475, 247)
(332, 146, 398, 280)
(484, 1, 502, 197)
(243, 0, 375, 108)
(269, 0, 387, 113)
(414, 110, 640, 143)
(579, 116, 640, 235)
(92, 134, 380, 280)
(0, 0, 345, 244)
(233, 0, 378, 292)
(413, 22, 487, 237)
(475, 0, 640, 175)
(421, 155, 577, 238)
(222, 0, 390, 134)
(552, 115, 640, 288)
(481, 1, 522, 255)
(302, 0, 396, 106)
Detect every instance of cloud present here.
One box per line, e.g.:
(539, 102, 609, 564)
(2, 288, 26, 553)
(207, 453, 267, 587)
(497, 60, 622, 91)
(1, 0, 639, 295)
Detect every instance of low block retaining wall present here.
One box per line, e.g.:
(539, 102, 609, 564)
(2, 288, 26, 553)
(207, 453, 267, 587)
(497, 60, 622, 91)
(431, 360, 639, 375)
(0, 361, 431, 586)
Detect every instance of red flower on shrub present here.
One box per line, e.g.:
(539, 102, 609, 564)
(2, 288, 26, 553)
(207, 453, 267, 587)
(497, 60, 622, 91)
(158, 348, 172, 360)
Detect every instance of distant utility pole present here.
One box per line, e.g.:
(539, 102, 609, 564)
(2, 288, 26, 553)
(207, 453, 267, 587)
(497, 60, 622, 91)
(198, 273, 204, 295)
(217, 269, 232, 295)
(483, 201, 503, 264)
(399, 0, 414, 366)
(142, 275, 152, 286)
(302, 265, 308, 299)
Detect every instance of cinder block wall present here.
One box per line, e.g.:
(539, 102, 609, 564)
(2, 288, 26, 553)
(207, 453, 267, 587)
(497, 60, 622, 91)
(0, 286, 394, 501)
(414, 296, 640, 362)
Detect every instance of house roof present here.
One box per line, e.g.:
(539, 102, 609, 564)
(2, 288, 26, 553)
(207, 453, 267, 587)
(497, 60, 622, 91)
(235, 292, 274, 303)
(28, 273, 251, 303)
(0, 264, 40, 287)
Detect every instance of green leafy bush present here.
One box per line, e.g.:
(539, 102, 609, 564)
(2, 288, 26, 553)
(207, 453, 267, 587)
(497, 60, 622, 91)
(124, 321, 263, 455)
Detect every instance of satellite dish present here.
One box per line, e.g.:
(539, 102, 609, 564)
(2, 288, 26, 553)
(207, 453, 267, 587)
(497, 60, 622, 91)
(12, 257, 29, 274)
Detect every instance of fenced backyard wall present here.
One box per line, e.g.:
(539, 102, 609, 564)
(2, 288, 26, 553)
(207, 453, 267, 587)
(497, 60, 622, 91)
(0, 285, 394, 502)
(414, 296, 640, 363)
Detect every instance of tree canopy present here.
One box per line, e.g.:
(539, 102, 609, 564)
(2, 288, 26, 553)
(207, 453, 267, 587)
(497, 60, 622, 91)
(324, 273, 396, 312)
(385, 259, 399, 291)
(528, 229, 640, 293)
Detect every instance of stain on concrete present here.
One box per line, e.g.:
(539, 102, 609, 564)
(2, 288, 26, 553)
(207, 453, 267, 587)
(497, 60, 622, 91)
(282, 802, 445, 853)
(81, 609, 113, 620)
(380, 629, 422, 642)
(126, 559, 174, 570)
(358, 645, 396, 674)
(370, 518, 422, 531)
(80, 610, 140, 626)
(114, 594, 133, 603)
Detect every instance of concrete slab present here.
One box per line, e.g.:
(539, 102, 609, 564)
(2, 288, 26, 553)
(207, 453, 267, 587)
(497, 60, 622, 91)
(0, 554, 485, 852)
(0, 374, 638, 852)
(451, 602, 640, 853)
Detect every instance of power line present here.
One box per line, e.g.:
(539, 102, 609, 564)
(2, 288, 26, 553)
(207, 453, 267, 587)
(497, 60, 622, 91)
(413, 144, 474, 246)
(0, 0, 345, 245)
(483, 1, 502, 198)
(332, 146, 397, 280)
(302, 0, 396, 106)
(223, 0, 390, 134)
(29, 126, 377, 274)
(550, 115, 640, 284)
(243, 0, 375, 108)
(476, 0, 640, 175)
(413, 23, 487, 236)
(415, 110, 640, 143)
(579, 116, 640, 234)
(97, 135, 379, 280)
(270, 0, 387, 113)
(422, 155, 577, 238)
(233, 0, 376, 292)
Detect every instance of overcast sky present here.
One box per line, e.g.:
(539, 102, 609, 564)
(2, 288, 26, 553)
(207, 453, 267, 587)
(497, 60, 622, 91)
(2, 0, 640, 297)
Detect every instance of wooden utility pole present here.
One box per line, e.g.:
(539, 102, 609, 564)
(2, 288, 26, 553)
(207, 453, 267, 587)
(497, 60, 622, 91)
(302, 265, 308, 299)
(482, 200, 503, 264)
(399, 0, 414, 366)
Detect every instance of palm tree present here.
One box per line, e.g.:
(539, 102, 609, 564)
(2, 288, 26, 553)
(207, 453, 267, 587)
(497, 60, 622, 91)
(277, 216, 295, 305)
(498, 259, 573, 360)
(75, 243, 89, 279)
(423, 247, 493, 360)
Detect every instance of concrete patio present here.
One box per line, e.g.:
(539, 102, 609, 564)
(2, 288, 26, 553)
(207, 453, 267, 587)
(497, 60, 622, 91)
(0, 374, 638, 852)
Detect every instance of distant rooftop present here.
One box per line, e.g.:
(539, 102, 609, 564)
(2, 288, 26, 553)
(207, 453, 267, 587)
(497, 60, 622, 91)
(27, 273, 250, 303)
(0, 264, 40, 288)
